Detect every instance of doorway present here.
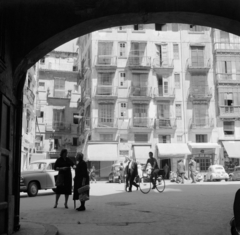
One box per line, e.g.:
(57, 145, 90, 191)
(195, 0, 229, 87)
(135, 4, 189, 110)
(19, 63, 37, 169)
(160, 159, 171, 179)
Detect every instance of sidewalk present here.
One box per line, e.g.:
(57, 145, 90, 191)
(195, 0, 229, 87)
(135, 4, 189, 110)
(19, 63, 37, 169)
(14, 221, 58, 235)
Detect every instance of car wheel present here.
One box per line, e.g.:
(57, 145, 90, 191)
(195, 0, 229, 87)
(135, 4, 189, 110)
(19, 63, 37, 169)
(27, 182, 39, 197)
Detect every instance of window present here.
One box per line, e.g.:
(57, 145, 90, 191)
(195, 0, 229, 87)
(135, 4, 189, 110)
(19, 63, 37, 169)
(155, 24, 167, 31)
(54, 78, 65, 98)
(133, 24, 143, 30)
(190, 46, 204, 67)
(53, 110, 63, 126)
(220, 30, 230, 43)
(174, 74, 180, 89)
(177, 135, 182, 142)
(40, 111, 44, 118)
(159, 135, 171, 143)
(176, 104, 182, 120)
(172, 24, 178, 32)
(73, 84, 79, 93)
(73, 137, 78, 146)
(40, 57, 45, 64)
(72, 65, 78, 71)
(100, 134, 113, 141)
(119, 72, 127, 87)
(118, 42, 126, 57)
(189, 25, 205, 32)
(54, 139, 59, 150)
(195, 158, 211, 171)
(156, 44, 168, 66)
(217, 61, 232, 79)
(73, 113, 79, 124)
(173, 44, 179, 59)
(157, 103, 170, 118)
(39, 82, 45, 90)
(130, 42, 146, 65)
(26, 110, 31, 134)
(196, 134, 208, 143)
(224, 121, 235, 136)
(27, 75, 32, 88)
(119, 102, 127, 118)
(119, 150, 129, 156)
(132, 73, 148, 96)
(98, 103, 114, 127)
(134, 134, 148, 142)
(193, 104, 208, 127)
(98, 42, 113, 64)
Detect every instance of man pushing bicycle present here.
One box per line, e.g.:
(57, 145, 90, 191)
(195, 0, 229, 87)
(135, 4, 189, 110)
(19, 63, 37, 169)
(144, 152, 159, 189)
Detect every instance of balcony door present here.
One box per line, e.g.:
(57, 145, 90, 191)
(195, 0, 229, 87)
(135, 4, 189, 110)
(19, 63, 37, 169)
(193, 104, 208, 127)
(156, 44, 168, 66)
(98, 42, 113, 64)
(191, 46, 204, 67)
(98, 73, 113, 95)
(133, 103, 148, 127)
(157, 103, 170, 126)
(53, 110, 63, 128)
(132, 74, 147, 96)
(54, 78, 65, 98)
(157, 75, 168, 96)
(130, 42, 146, 65)
(98, 103, 114, 127)
(191, 75, 207, 95)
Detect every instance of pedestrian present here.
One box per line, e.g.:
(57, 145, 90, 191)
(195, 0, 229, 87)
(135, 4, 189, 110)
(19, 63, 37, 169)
(73, 152, 90, 211)
(163, 163, 169, 179)
(177, 159, 185, 184)
(119, 162, 124, 183)
(125, 157, 139, 192)
(89, 165, 97, 183)
(137, 162, 143, 179)
(189, 156, 197, 183)
(53, 149, 75, 209)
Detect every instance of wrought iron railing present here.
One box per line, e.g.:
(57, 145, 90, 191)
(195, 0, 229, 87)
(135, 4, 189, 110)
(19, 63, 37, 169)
(188, 86, 212, 98)
(153, 86, 175, 97)
(129, 86, 152, 97)
(130, 117, 153, 128)
(95, 86, 117, 96)
(45, 122, 71, 132)
(95, 55, 117, 66)
(152, 58, 174, 68)
(189, 117, 214, 128)
(186, 58, 211, 69)
(93, 117, 117, 128)
(127, 56, 151, 67)
(155, 118, 176, 129)
(219, 106, 240, 115)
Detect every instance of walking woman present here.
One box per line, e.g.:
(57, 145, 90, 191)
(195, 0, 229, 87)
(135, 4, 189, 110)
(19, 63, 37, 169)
(53, 149, 75, 209)
(73, 152, 90, 211)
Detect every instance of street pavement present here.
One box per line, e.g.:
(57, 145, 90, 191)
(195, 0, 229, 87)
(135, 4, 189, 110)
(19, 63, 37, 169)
(19, 180, 240, 235)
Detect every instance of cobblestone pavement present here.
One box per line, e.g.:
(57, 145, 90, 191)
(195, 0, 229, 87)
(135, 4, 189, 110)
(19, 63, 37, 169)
(20, 180, 240, 235)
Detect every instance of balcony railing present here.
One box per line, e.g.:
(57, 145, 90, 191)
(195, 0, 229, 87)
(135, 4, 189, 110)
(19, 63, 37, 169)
(95, 55, 117, 68)
(129, 86, 152, 97)
(93, 117, 118, 128)
(94, 86, 118, 97)
(188, 86, 212, 101)
(130, 117, 153, 128)
(127, 56, 151, 68)
(219, 106, 240, 117)
(155, 118, 176, 129)
(25, 87, 35, 105)
(189, 117, 214, 129)
(45, 122, 71, 132)
(152, 58, 174, 75)
(153, 86, 175, 100)
(47, 89, 72, 99)
(214, 42, 240, 51)
(216, 73, 240, 82)
(186, 58, 211, 73)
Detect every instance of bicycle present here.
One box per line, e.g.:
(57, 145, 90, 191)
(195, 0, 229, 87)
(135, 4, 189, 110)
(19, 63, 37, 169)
(139, 169, 165, 194)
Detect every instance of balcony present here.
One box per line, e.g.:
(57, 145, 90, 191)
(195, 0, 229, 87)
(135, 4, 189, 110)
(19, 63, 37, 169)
(153, 86, 175, 101)
(45, 122, 71, 133)
(129, 117, 153, 133)
(188, 86, 212, 101)
(94, 86, 118, 100)
(129, 87, 152, 101)
(127, 56, 151, 70)
(186, 58, 211, 74)
(25, 87, 35, 105)
(214, 42, 240, 52)
(219, 106, 240, 119)
(216, 73, 240, 84)
(93, 117, 118, 132)
(152, 58, 174, 75)
(47, 89, 72, 99)
(95, 55, 117, 71)
(154, 118, 177, 134)
(189, 117, 214, 129)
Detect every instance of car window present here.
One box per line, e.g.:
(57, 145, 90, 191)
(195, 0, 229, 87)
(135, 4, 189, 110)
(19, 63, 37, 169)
(46, 163, 55, 170)
(29, 163, 47, 170)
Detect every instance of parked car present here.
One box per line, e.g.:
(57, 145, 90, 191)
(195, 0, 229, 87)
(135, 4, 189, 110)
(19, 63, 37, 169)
(108, 163, 122, 183)
(205, 165, 229, 182)
(229, 166, 240, 181)
(20, 159, 75, 197)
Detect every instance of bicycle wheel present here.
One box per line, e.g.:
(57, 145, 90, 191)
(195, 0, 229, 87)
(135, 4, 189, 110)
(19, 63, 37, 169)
(156, 175, 165, 193)
(139, 177, 151, 194)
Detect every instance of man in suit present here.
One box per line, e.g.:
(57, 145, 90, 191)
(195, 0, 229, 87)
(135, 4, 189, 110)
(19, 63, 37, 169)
(125, 157, 139, 192)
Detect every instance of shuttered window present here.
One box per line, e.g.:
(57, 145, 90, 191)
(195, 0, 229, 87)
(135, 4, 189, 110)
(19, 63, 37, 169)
(156, 44, 168, 66)
(196, 135, 208, 143)
(176, 104, 182, 120)
(54, 78, 65, 97)
(133, 104, 148, 117)
(119, 102, 127, 118)
(134, 134, 148, 142)
(99, 73, 112, 85)
(119, 72, 126, 86)
(224, 121, 235, 136)
(193, 104, 208, 125)
(157, 103, 170, 118)
(118, 42, 126, 57)
(173, 44, 179, 59)
(158, 135, 171, 143)
(191, 46, 204, 67)
(174, 74, 180, 89)
(98, 42, 113, 64)
(98, 103, 114, 125)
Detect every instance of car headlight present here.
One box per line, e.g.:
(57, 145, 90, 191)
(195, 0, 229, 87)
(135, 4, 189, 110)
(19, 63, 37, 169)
(20, 177, 24, 183)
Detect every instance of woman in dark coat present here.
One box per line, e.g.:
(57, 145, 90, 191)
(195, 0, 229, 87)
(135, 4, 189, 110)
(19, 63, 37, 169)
(53, 149, 75, 209)
(73, 152, 90, 211)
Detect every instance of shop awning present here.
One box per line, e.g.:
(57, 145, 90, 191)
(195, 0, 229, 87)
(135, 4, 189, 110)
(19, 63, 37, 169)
(133, 145, 152, 163)
(222, 141, 240, 158)
(188, 143, 220, 149)
(52, 106, 65, 110)
(87, 144, 118, 161)
(157, 143, 191, 158)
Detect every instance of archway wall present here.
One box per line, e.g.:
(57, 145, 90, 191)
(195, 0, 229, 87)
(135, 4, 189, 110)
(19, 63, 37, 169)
(3, 0, 240, 80)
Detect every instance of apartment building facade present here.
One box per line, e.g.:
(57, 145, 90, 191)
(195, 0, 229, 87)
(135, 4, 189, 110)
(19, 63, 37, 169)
(77, 24, 236, 178)
(21, 66, 37, 171)
(36, 40, 81, 161)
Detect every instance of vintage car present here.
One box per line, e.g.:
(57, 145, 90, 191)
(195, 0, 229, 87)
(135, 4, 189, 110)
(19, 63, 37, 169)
(206, 164, 229, 182)
(20, 159, 75, 197)
(229, 166, 240, 181)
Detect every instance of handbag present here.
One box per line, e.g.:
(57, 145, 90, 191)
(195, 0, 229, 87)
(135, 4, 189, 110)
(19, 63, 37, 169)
(78, 178, 90, 202)
(55, 173, 64, 187)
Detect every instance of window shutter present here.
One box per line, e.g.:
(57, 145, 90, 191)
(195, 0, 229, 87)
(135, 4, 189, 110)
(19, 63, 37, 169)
(173, 44, 179, 59)
(161, 44, 168, 66)
(134, 134, 148, 142)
